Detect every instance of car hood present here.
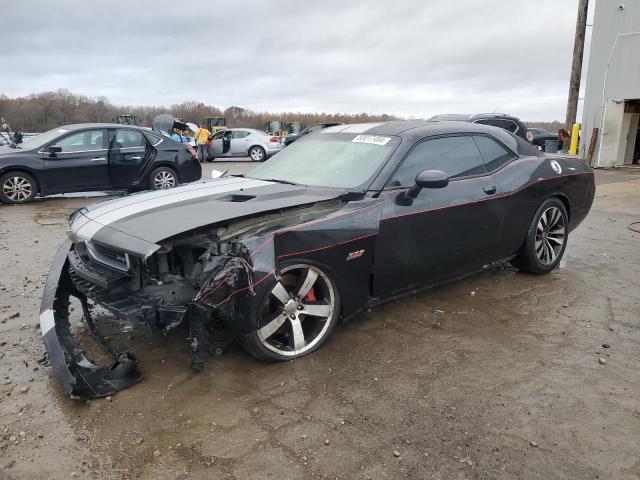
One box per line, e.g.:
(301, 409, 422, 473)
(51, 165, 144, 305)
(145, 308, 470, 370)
(0, 145, 19, 156)
(70, 177, 346, 257)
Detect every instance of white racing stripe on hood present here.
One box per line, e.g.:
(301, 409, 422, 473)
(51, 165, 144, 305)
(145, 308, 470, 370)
(73, 178, 273, 241)
(83, 177, 252, 220)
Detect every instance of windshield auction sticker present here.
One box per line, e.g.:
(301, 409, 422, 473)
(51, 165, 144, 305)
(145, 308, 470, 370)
(352, 134, 391, 146)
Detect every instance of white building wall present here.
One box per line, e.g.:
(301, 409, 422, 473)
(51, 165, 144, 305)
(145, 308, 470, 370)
(580, 0, 640, 166)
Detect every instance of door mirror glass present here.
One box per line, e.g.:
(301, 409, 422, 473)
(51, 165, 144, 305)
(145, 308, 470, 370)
(47, 146, 62, 154)
(415, 169, 449, 189)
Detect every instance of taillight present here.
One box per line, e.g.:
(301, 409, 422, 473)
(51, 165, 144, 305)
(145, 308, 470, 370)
(186, 146, 198, 160)
(269, 137, 279, 143)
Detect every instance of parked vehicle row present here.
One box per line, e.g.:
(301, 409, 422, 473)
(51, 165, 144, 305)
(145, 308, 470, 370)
(0, 124, 201, 203)
(0, 113, 561, 204)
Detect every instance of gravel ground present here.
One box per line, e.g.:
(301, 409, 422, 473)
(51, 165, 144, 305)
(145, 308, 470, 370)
(0, 165, 639, 480)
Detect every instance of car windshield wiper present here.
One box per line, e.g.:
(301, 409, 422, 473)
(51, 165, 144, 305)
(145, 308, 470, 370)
(260, 178, 302, 186)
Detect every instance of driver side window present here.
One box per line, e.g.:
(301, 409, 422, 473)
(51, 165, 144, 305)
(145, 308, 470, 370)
(389, 136, 486, 187)
(51, 130, 106, 153)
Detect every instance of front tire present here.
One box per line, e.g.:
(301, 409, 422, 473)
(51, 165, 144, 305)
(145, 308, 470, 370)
(0, 172, 37, 204)
(511, 198, 568, 274)
(249, 146, 266, 162)
(241, 264, 341, 362)
(149, 167, 178, 190)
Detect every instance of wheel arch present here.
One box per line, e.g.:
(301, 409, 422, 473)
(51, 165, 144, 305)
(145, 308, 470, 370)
(549, 193, 571, 222)
(0, 167, 43, 196)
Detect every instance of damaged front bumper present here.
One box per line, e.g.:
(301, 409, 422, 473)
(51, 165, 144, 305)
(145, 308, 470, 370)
(40, 240, 142, 399)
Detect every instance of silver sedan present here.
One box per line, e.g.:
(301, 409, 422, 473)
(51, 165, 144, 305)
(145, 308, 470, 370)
(206, 128, 283, 162)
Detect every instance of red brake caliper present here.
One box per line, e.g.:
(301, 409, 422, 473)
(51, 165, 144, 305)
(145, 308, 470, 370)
(303, 287, 316, 303)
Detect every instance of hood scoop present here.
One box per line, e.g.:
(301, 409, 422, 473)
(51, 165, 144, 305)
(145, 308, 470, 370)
(218, 193, 256, 202)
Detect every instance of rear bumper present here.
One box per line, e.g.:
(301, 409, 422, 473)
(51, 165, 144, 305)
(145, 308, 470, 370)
(40, 240, 142, 399)
(265, 143, 283, 156)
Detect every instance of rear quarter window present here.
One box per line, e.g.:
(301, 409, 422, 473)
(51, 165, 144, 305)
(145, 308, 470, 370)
(473, 135, 517, 171)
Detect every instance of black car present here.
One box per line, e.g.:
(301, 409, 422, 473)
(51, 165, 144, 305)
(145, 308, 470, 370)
(40, 120, 594, 399)
(282, 122, 344, 146)
(528, 128, 562, 149)
(0, 123, 201, 204)
(429, 113, 529, 141)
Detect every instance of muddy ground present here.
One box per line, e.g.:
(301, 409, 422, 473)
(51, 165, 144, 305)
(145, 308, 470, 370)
(1, 165, 639, 480)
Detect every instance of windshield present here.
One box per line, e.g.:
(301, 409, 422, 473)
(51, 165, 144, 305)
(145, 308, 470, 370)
(248, 133, 399, 189)
(19, 127, 70, 150)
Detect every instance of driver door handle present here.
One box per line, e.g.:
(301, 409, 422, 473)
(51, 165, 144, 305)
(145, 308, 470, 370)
(483, 185, 497, 195)
(130, 156, 141, 160)
(90, 157, 106, 162)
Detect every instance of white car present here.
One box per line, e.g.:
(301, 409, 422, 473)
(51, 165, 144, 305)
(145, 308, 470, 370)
(206, 128, 283, 162)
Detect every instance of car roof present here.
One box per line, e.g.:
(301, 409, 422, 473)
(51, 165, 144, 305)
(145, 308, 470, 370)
(322, 120, 513, 138)
(57, 123, 148, 131)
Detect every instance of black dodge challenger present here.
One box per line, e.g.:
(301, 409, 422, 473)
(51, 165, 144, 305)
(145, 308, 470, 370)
(0, 123, 201, 203)
(40, 120, 595, 399)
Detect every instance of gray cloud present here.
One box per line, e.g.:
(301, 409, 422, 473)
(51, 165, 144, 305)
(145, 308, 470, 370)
(0, 0, 582, 120)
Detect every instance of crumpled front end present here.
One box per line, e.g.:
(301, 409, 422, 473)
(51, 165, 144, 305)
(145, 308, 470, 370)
(41, 197, 374, 399)
(40, 240, 142, 399)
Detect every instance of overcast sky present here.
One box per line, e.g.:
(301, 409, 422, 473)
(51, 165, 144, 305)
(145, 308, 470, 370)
(0, 0, 590, 121)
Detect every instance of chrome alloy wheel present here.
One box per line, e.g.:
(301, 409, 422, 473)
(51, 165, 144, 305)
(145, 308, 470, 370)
(154, 170, 176, 189)
(2, 175, 32, 202)
(535, 206, 566, 265)
(257, 264, 335, 357)
(250, 147, 265, 161)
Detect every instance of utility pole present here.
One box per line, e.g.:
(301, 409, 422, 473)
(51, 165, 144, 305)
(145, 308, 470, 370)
(565, 0, 589, 130)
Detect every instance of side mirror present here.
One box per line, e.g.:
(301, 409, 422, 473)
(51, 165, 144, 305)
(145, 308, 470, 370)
(396, 170, 449, 206)
(415, 169, 449, 190)
(47, 146, 62, 155)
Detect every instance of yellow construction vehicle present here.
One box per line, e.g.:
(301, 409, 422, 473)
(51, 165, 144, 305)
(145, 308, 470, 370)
(286, 122, 304, 134)
(116, 114, 137, 126)
(265, 120, 288, 136)
(206, 117, 227, 133)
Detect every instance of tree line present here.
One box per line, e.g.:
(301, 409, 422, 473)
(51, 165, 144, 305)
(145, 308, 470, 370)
(0, 89, 562, 133)
(0, 90, 398, 133)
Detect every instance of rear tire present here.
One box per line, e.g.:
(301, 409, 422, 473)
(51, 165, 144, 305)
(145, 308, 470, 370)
(0, 171, 37, 204)
(241, 263, 341, 362)
(249, 146, 266, 162)
(511, 198, 568, 274)
(149, 167, 178, 190)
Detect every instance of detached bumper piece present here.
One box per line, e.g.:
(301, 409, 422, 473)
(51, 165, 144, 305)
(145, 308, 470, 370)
(40, 240, 142, 399)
